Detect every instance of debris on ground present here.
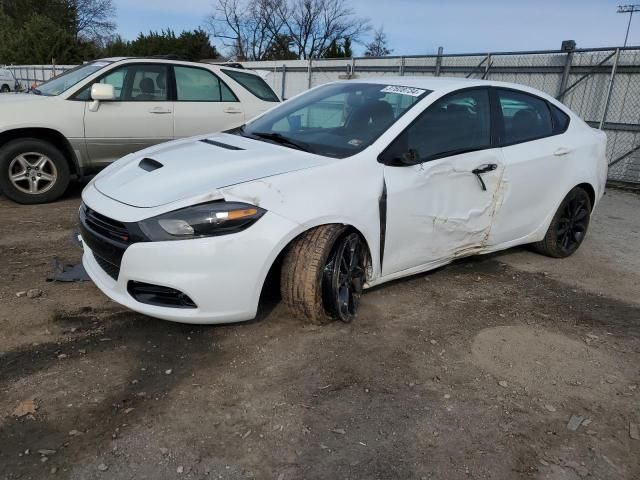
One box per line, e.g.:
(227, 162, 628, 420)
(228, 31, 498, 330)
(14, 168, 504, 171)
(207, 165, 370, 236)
(47, 259, 90, 282)
(13, 398, 38, 417)
(567, 415, 585, 431)
(97, 463, 108, 472)
(26, 289, 42, 299)
(630, 422, 640, 441)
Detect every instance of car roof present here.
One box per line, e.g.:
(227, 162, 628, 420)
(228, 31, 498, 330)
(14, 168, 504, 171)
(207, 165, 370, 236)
(94, 57, 252, 75)
(344, 75, 562, 105)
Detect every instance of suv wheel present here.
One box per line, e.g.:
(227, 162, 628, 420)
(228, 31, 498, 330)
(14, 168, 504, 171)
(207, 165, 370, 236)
(281, 225, 368, 324)
(0, 85, 10, 93)
(0, 138, 70, 204)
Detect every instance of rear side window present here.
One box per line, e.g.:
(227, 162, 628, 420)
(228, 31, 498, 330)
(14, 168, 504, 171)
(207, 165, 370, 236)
(550, 103, 570, 134)
(174, 66, 237, 102)
(497, 89, 553, 144)
(222, 69, 279, 102)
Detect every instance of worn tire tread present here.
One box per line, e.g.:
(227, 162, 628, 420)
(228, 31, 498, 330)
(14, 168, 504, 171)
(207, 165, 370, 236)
(280, 224, 347, 324)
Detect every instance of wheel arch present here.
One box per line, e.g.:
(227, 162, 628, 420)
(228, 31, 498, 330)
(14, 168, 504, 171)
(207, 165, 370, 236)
(575, 182, 596, 210)
(0, 127, 81, 176)
(257, 221, 375, 305)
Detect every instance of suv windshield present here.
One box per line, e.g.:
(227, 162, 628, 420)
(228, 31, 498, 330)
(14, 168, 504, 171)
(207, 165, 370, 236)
(34, 61, 112, 96)
(238, 83, 429, 158)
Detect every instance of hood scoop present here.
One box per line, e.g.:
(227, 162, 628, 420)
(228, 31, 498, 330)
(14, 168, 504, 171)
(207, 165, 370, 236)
(138, 158, 163, 172)
(200, 139, 244, 150)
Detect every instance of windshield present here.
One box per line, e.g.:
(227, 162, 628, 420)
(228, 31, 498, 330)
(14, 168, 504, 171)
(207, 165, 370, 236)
(238, 83, 430, 158)
(34, 61, 112, 96)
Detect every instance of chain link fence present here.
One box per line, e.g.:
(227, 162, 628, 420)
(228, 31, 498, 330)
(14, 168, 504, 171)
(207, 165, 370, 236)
(244, 46, 640, 185)
(4, 46, 640, 184)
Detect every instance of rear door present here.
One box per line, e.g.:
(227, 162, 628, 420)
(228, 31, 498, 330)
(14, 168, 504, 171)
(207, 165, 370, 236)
(82, 63, 173, 168)
(487, 88, 575, 245)
(172, 65, 244, 138)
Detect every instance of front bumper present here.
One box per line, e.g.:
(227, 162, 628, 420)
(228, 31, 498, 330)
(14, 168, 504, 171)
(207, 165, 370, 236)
(81, 208, 300, 325)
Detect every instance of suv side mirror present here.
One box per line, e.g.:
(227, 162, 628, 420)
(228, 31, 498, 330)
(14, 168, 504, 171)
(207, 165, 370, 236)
(89, 83, 115, 112)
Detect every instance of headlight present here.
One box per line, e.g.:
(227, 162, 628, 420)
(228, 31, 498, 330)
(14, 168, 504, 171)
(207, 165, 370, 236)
(139, 201, 266, 241)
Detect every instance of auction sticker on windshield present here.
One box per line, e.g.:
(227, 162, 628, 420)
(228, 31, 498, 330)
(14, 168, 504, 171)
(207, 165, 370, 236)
(380, 85, 426, 97)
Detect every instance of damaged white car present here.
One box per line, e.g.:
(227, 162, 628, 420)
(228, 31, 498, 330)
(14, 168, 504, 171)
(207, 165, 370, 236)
(80, 77, 608, 324)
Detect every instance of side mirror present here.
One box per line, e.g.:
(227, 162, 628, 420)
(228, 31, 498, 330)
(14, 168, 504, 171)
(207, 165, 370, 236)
(378, 148, 421, 166)
(89, 83, 115, 112)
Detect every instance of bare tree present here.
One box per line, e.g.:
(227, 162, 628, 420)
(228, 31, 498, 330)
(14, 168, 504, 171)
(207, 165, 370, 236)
(275, 0, 369, 59)
(68, 0, 116, 44)
(207, 0, 369, 60)
(206, 0, 284, 60)
(364, 26, 392, 57)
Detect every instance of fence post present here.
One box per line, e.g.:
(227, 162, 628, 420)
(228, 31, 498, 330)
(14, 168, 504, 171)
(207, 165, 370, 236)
(481, 53, 492, 79)
(434, 46, 443, 76)
(399, 56, 405, 76)
(351, 57, 356, 79)
(307, 58, 313, 89)
(557, 49, 574, 99)
(280, 64, 286, 100)
(599, 48, 620, 130)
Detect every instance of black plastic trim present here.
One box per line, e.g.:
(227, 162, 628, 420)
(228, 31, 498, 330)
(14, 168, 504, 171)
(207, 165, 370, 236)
(378, 179, 387, 270)
(139, 158, 163, 171)
(127, 281, 197, 309)
(200, 139, 244, 150)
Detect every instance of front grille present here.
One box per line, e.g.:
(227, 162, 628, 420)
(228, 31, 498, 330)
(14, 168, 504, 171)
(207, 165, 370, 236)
(94, 254, 120, 280)
(127, 281, 197, 309)
(84, 207, 130, 242)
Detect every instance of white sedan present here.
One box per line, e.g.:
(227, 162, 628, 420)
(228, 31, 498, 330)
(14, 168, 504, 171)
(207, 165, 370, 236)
(79, 77, 608, 324)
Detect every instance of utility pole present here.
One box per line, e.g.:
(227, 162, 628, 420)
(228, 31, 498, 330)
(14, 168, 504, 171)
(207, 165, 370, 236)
(618, 4, 640, 47)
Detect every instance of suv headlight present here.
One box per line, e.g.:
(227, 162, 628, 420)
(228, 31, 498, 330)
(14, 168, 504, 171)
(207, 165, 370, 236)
(139, 201, 266, 241)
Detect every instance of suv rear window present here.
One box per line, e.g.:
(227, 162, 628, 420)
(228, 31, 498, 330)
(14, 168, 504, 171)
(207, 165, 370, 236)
(222, 69, 279, 102)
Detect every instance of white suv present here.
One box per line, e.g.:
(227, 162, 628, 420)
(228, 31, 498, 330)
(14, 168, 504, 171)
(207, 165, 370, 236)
(0, 58, 280, 204)
(0, 68, 18, 93)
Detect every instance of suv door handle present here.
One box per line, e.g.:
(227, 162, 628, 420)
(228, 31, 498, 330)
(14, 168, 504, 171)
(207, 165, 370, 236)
(554, 147, 572, 156)
(149, 107, 172, 114)
(471, 163, 498, 191)
(224, 107, 243, 114)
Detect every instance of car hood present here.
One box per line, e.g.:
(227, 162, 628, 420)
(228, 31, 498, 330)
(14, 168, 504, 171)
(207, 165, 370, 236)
(94, 133, 334, 208)
(0, 93, 50, 104)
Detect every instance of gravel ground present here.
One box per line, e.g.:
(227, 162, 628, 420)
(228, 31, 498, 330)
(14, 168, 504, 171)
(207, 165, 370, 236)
(0, 186, 639, 480)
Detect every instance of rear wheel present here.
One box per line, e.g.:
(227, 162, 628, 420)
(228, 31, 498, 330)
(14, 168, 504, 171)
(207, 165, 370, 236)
(0, 138, 70, 204)
(280, 225, 368, 324)
(532, 187, 592, 258)
(0, 85, 10, 93)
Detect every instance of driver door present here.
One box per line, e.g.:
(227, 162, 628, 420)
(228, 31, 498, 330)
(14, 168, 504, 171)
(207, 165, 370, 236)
(380, 87, 505, 276)
(83, 63, 174, 168)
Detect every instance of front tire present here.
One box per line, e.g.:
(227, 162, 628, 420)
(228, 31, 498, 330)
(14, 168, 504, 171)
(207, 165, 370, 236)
(532, 187, 592, 258)
(280, 225, 367, 324)
(0, 138, 70, 204)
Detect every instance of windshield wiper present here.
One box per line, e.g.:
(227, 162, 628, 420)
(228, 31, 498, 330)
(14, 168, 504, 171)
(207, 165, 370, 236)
(251, 132, 310, 152)
(31, 88, 42, 96)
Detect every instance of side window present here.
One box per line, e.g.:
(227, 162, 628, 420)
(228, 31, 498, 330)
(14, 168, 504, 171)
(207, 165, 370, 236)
(385, 89, 491, 163)
(497, 89, 553, 144)
(222, 69, 279, 102)
(75, 64, 168, 101)
(129, 65, 168, 101)
(174, 66, 237, 102)
(550, 103, 570, 134)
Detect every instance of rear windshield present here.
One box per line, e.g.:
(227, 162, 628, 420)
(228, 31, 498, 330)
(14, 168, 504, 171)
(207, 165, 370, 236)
(222, 69, 279, 102)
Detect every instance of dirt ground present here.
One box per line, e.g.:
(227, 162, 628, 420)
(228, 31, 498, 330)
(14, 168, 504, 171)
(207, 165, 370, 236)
(0, 185, 639, 480)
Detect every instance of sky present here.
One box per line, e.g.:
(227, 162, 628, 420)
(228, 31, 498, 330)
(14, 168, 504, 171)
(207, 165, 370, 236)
(113, 0, 639, 56)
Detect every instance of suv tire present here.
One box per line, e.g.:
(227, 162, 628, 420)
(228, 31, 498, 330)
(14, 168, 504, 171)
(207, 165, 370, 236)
(0, 138, 70, 204)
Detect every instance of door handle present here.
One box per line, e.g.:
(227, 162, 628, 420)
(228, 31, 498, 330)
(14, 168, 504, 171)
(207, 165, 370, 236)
(224, 107, 242, 114)
(149, 107, 172, 114)
(471, 163, 498, 191)
(554, 147, 572, 156)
